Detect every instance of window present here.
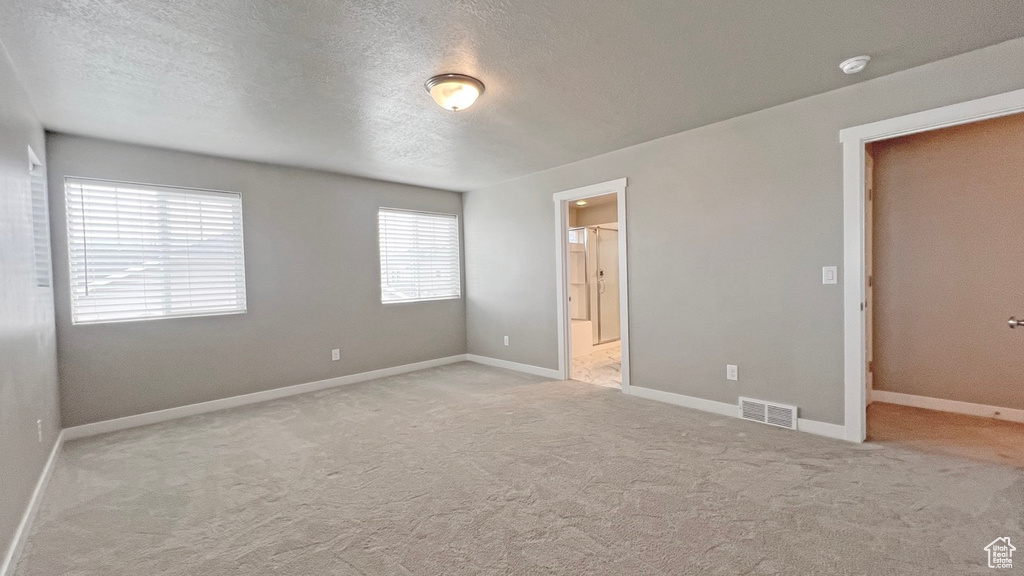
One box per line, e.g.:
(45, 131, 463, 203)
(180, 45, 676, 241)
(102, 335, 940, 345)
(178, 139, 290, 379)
(378, 208, 461, 303)
(29, 147, 50, 287)
(65, 178, 246, 324)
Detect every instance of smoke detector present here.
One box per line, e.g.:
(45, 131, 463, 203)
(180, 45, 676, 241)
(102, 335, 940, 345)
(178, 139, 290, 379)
(840, 55, 871, 75)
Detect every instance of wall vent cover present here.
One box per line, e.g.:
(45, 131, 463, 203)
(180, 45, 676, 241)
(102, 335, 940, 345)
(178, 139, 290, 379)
(738, 397, 797, 430)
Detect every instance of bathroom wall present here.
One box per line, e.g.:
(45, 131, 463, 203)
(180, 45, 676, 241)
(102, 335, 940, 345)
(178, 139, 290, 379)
(569, 194, 617, 227)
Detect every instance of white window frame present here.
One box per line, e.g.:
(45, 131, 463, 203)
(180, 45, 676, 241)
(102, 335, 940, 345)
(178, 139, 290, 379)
(377, 207, 462, 304)
(64, 177, 248, 325)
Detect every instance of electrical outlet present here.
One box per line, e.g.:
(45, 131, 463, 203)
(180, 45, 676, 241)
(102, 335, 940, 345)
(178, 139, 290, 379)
(37, 419, 42, 443)
(503, 336, 509, 346)
(331, 349, 340, 361)
(726, 365, 738, 381)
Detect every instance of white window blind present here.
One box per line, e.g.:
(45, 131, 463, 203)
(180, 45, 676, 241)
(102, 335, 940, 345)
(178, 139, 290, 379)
(31, 163, 51, 288)
(378, 208, 461, 303)
(65, 178, 247, 325)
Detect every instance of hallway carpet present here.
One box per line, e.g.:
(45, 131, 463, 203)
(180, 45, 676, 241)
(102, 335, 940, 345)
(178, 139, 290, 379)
(16, 363, 1024, 575)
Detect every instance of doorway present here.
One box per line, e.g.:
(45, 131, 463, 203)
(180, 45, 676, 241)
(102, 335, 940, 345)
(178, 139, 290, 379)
(567, 197, 620, 386)
(553, 179, 630, 391)
(862, 113, 1024, 466)
(842, 87, 1024, 443)
(841, 89, 1024, 455)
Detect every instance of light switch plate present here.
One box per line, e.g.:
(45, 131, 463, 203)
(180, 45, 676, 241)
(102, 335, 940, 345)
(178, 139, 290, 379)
(822, 266, 838, 285)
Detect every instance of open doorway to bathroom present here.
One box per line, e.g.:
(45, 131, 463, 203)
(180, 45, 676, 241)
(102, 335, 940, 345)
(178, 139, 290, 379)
(567, 195, 621, 387)
(554, 177, 630, 390)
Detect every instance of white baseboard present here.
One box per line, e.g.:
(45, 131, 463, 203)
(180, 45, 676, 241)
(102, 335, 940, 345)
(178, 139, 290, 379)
(64, 355, 469, 441)
(464, 354, 562, 379)
(627, 385, 737, 417)
(795, 418, 847, 440)
(871, 390, 1024, 424)
(1, 431, 64, 576)
(626, 386, 849, 441)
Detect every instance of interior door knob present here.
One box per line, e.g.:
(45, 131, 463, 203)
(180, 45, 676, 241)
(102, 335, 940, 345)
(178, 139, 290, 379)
(1010, 316, 1023, 329)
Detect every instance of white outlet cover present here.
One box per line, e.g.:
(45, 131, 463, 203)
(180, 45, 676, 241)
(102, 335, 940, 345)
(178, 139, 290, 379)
(331, 349, 340, 361)
(727, 365, 738, 381)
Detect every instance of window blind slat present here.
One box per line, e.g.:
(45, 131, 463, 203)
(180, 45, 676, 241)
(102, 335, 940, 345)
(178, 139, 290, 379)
(65, 178, 247, 324)
(378, 208, 461, 304)
(31, 166, 51, 287)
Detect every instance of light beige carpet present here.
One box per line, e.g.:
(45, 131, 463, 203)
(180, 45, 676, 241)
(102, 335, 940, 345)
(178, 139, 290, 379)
(16, 363, 1024, 575)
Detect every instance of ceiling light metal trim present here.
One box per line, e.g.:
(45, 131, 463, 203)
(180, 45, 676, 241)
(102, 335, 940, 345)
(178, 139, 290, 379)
(840, 55, 871, 75)
(425, 73, 485, 111)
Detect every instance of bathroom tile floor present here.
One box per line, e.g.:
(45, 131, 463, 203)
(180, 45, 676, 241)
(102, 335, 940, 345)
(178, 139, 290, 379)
(571, 342, 621, 388)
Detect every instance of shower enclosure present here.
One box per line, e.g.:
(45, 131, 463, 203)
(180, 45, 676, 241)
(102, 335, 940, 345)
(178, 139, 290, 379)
(568, 226, 620, 344)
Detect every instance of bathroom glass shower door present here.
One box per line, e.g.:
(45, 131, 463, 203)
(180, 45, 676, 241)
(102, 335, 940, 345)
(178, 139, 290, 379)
(595, 227, 620, 343)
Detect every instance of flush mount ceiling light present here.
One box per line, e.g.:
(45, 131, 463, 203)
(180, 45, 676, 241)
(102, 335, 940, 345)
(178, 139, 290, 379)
(576, 200, 587, 206)
(425, 74, 485, 111)
(840, 55, 871, 75)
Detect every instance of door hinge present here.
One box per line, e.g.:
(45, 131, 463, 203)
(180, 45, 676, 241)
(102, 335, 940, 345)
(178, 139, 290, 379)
(868, 275, 873, 287)
(860, 302, 865, 311)
(868, 361, 873, 373)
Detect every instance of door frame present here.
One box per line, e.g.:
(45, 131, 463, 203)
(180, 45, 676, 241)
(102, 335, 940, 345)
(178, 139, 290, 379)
(840, 87, 1024, 442)
(553, 178, 630, 391)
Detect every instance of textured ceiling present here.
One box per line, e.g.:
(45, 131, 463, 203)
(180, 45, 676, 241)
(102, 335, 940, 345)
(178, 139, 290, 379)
(1, 1, 1023, 191)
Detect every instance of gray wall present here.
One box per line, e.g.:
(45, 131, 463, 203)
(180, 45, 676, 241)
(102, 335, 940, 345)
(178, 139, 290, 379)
(464, 37, 1024, 425)
(0, 44, 61, 562)
(47, 135, 466, 427)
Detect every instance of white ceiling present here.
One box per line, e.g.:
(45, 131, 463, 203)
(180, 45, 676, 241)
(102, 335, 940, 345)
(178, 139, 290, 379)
(2, 1, 1023, 191)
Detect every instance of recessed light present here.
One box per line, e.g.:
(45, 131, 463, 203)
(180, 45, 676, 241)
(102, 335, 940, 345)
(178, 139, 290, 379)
(840, 55, 871, 75)
(425, 74, 485, 111)
(576, 200, 587, 206)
